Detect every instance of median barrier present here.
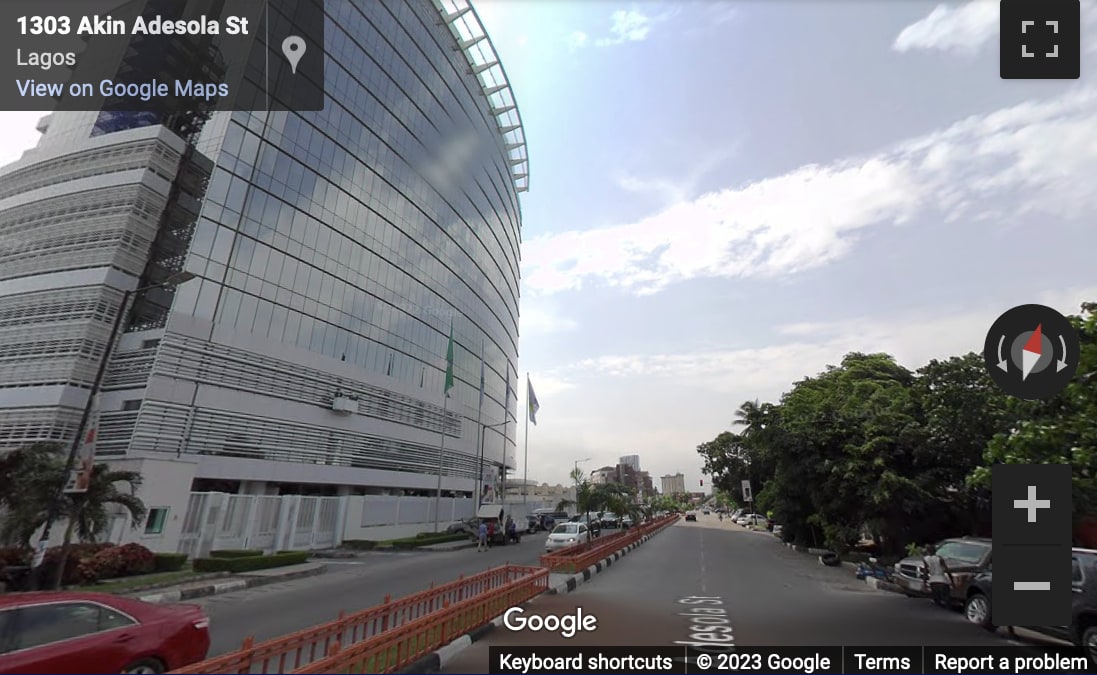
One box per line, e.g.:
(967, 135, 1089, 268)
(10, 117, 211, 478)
(539, 515, 678, 573)
(293, 567, 549, 673)
(169, 564, 546, 674)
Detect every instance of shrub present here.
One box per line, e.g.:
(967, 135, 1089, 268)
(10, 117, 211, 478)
(153, 553, 188, 572)
(115, 543, 156, 576)
(192, 550, 309, 573)
(0, 547, 31, 567)
(341, 540, 376, 550)
(38, 543, 114, 586)
(209, 549, 264, 559)
(388, 533, 466, 549)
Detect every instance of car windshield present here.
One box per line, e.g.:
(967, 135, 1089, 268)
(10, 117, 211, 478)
(553, 523, 578, 534)
(935, 541, 989, 564)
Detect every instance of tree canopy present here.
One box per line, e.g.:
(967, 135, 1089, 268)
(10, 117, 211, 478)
(698, 302, 1097, 556)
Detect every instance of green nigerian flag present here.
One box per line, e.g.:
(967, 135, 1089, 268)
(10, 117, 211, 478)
(444, 322, 455, 394)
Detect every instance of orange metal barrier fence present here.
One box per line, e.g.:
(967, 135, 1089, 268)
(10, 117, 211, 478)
(293, 566, 549, 673)
(540, 514, 679, 573)
(170, 565, 545, 674)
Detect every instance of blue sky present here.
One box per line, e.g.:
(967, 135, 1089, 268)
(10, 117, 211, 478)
(3, 1, 1096, 492)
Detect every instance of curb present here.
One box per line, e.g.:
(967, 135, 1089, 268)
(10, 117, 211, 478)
(136, 564, 326, 603)
(546, 531, 655, 595)
(402, 524, 675, 673)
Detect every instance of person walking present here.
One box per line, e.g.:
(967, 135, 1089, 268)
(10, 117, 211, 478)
(506, 517, 518, 543)
(922, 544, 952, 607)
(486, 520, 495, 548)
(477, 520, 488, 552)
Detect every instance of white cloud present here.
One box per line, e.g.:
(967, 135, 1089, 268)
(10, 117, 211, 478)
(565, 286, 1097, 398)
(892, 1, 998, 54)
(568, 8, 666, 51)
(523, 85, 1097, 297)
(893, 0, 1097, 54)
(614, 144, 739, 206)
(520, 303, 579, 336)
(565, 31, 588, 52)
(595, 10, 653, 46)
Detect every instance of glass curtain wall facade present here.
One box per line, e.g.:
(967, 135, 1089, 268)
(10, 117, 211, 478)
(0, 0, 527, 501)
(124, 0, 526, 495)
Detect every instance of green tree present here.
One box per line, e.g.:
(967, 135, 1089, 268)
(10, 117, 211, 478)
(974, 302, 1097, 527)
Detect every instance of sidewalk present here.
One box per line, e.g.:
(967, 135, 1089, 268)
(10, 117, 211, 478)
(132, 562, 327, 603)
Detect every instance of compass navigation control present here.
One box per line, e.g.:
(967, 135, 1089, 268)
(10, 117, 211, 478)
(984, 304, 1080, 399)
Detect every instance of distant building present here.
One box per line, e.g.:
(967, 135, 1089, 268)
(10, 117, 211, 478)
(619, 455, 641, 471)
(590, 466, 615, 485)
(661, 473, 686, 496)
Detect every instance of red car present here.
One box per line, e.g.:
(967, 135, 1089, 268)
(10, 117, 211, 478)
(0, 591, 210, 674)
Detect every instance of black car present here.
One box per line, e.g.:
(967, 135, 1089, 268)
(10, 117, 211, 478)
(685, 513, 697, 522)
(963, 548, 1097, 665)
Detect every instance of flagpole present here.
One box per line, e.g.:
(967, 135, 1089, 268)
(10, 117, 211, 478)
(523, 373, 530, 504)
(475, 340, 485, 506)
(433, 391, 448, 533)
(501, 366, 509, 506)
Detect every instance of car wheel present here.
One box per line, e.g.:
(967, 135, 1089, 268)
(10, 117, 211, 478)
(964, 593, 994, 630)
(1081, 626, 1097, 667)
(122, 658, 165, 674)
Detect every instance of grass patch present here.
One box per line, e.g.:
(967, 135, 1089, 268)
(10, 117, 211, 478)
(89, 569, 200, 594)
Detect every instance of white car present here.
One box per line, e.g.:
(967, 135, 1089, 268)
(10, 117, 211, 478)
(545, 522, 590, 552)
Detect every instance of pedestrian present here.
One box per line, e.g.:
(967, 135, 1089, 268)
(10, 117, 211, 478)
(507, 517, 518, 543)
(922, 544, 952, 607)
(477, 520, 487, 552)
(486, 520, 495, 547)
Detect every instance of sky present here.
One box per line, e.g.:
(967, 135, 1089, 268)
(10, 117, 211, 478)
(3, 1, 1096, 493)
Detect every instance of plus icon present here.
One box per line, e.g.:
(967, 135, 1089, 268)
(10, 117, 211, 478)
(1014, 485, 1052, 523)
(1000, 0, 1080, 79)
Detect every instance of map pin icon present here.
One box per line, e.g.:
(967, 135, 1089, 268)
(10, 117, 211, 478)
(282, 36, 306, 74)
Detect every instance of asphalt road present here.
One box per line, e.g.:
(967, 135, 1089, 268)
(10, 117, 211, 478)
(193, 533, 549, 656)
(441, 515, 1023, 673)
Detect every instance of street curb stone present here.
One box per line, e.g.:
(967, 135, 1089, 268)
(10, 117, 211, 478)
(136, 563, 326, 603)
(404, 523, 676, 673)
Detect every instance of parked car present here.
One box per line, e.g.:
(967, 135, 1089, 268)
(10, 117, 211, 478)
(962, 548, 1097, 665)
(446, 518, 478, 537)
(736, 514, 767, 527)
(570, 514, 602, 537)
(0, 591, 210, 674)
(545, 522, 591, 552)
(893, 537, 992, 603)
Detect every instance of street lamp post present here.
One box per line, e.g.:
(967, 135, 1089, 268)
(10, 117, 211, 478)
(31, 272, 196, 585)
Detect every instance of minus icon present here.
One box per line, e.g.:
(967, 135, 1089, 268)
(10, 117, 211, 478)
(1014, 581, 1050, 591)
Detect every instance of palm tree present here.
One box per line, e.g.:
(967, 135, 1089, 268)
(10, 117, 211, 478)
(556, 468, 635, 542)
(0, 443, 66, 548)
(48, 465, 147, 589)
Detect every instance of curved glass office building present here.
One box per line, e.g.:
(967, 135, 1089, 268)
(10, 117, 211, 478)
(0, 0, 527, 546)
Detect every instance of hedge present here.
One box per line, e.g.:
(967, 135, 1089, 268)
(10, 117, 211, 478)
(209, 549, 264, 559)
(193, 551, 309, 573)
(153, 553, 188, 572)
(341, 540, 376, 550)
(387, 532, 467, 549)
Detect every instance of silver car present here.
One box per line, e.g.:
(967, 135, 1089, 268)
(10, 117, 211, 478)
(545, 522, 590, 552)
